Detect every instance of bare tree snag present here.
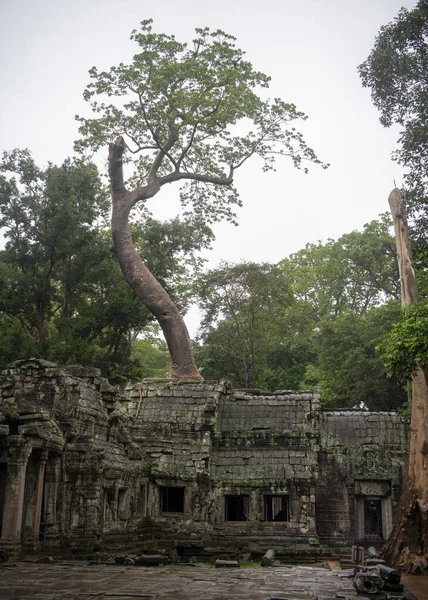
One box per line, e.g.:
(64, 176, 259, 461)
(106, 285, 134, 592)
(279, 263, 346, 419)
(388, 189, 419, 306)
(109, 137, 203, 382)
(383, 188, 428, 573)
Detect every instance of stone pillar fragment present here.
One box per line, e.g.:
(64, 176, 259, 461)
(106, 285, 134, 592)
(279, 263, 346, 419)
(30, 450, 48, 548)
(43, 455, 61, 542)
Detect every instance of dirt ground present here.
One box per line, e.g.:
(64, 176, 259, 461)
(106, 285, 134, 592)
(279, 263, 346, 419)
(401, 574, 428, 600)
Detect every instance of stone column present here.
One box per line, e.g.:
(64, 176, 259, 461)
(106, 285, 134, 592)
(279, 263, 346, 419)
(31, 450, 49, 547)
(0, 447, 31, 551)
(43, 455, 61, 542)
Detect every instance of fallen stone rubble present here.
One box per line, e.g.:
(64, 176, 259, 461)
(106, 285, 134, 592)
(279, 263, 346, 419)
(352, 546, 405, 598)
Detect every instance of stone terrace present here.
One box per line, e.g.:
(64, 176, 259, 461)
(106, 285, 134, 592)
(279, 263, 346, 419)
(0, 562, 373, 600)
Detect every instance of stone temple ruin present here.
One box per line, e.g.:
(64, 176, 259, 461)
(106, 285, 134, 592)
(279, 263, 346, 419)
(0, 359, 408, 561)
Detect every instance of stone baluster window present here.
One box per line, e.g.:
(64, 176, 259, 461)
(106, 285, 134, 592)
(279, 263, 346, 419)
(264, 495, 290, 521)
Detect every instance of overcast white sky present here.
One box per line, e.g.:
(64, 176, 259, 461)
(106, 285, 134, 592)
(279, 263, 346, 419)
(0, 0, 417, 333)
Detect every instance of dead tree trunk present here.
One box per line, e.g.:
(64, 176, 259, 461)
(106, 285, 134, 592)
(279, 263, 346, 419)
(108, 137, 203, 382)
(383, 188, 428, 573)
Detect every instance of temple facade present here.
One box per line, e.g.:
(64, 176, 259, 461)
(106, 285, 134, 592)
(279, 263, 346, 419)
(0, 359, 408, 558)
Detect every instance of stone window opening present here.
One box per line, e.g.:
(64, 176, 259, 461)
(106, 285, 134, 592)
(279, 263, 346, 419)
(3, 419, 19, 435)
(107, 489, 116, 508)
(104, 488, 116, 521)
(225, 494, 249, 521)
(264, 494, 290, 522)
(159, 486, 184, 513)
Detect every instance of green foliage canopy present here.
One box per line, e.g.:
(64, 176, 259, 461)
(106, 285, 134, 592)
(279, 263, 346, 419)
(359, 1, 428, 244)
(378, 301, 428, 383)
(0, 150, 213, 381)
(195, 218, 406, 409)
(0, 149, 108, 350)
(196, 261, 292, 388)
(313, 303, 406, 410)
(279, 216, 399, 322)
(76, 20, 326, 227)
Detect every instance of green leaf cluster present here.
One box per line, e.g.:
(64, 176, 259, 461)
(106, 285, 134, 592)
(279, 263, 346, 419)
(359, 1, 428, 252)
(0, 150, 212, 382)
(312, 304, 405, 410)
(195, 261, 292, 388)
(279, 215, 399, 321)
(377, 301, 428, 383)
(195, 218, 406, 410)
(76, 20, 327, 226)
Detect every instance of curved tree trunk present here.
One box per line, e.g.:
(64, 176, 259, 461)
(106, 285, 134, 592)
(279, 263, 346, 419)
(383, 188, 428, 573)
(108, 138, 203, 382)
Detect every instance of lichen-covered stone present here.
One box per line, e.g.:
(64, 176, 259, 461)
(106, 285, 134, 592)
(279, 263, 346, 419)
(0, 358, 408, 557)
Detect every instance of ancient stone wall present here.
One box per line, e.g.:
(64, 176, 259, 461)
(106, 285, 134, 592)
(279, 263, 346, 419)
(0, 359, 139, 551)
(316, 410, 408, 546)
(124, 381, 225, 531)
(208, 390, 321, 548)
(0, 360, 409, 557)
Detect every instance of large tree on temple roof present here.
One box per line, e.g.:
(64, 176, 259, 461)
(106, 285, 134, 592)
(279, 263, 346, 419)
(76, 20, 327, 381)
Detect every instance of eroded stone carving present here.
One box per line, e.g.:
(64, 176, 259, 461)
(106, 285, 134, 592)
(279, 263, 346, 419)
(0, 359, 408, 558)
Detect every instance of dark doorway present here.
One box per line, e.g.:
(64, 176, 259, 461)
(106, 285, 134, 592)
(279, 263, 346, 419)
(364, 499, 383, 537)
(138, 485, 146, 517)
(103, 488, 116, 525)
(264, 495, 290, 521)
(159, 486, 184, 513)
(225, 495, 249, 521)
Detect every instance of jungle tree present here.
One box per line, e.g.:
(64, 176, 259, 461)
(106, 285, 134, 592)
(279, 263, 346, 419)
(377, 189, 428, 573)
(0, 149, 107, 352)
(279, 216, 399, 322)
(358, 1, 428, 249)
(359, 1, 428, 571)
(0, 150, 213, 378)
(196, 261, 292, 388)
(76, 20, 326, 381)
(195, 219, 404, 402)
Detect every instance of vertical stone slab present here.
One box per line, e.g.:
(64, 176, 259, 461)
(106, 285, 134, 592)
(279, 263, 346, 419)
(381, 496, 394, 540)
(43, 455, 61, 542)
(0, 447, 30, 550)
(30, 450, 48, 548)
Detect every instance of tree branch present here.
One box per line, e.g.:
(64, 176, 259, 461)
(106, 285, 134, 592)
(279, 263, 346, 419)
(134, 91, 179, 175)
(159, 166, 234, 187)
(123, 133, 158, 154)
(176, 123, 199, 169)
(149, 123, 179, 178)
(130, 178, 161, 205)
